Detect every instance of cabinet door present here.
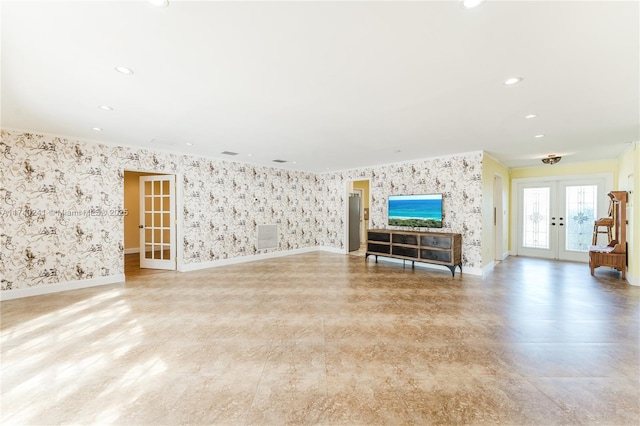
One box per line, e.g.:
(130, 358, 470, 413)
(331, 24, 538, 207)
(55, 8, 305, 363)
(368, 243, 390, 254)
(420, 235, 452, 249)
(392, 233, 418, 245)
(392, 246, 419, 258)
(368, 232, 391, 242)
(420, 249, 451, 263)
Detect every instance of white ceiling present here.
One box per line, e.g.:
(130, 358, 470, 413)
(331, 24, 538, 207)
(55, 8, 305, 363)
(2, 1, 639, 172)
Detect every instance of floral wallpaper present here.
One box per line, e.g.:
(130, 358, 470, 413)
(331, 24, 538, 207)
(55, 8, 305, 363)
(1, 129, 482, 293)
(0, 130, 335, 291)
(323, 153, 484, 269)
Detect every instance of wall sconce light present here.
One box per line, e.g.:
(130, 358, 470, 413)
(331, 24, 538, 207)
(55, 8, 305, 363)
(541, 155, 562, 165)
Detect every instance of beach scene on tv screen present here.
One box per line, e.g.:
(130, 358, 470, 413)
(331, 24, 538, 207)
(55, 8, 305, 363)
(388, 194, 443, 228)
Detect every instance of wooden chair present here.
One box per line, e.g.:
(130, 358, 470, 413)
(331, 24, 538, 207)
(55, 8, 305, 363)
(589, 191, 627, 279)
(592, 196, 614, 245)
(592, 217, 613, 245)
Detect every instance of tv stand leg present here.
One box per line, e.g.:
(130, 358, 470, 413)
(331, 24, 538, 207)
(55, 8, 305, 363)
(447, 263, 463, 277)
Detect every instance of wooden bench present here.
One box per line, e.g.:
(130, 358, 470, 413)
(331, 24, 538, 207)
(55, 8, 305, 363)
(589, 191, 627, 279)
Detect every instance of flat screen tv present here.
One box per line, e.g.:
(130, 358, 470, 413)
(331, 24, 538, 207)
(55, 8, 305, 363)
(388, 194, 443, 228)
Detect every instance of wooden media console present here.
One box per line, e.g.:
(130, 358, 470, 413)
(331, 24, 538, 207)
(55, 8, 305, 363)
(366, 229, 462, 277)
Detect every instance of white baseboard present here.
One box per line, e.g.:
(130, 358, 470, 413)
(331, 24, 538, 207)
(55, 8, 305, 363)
(463, 267, 483, 276)
(0, 274, 125, 301)
(318, 246, 346, 255)
(626, 273, 639, 286)
(179, 246, 342, 272)
(482, 262, 495, 276)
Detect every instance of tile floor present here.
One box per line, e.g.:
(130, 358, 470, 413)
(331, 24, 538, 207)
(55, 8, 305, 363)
(1, 252, 639, 425)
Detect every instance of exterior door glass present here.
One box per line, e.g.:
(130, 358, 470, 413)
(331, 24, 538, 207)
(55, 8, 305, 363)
(565, 185, 597, 252)
(522, 187, 550, 249)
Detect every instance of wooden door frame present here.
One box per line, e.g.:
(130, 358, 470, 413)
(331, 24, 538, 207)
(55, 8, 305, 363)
(123, 169, 183, 274)
(352, 188, 365, 245)
(494, 174, 504, 261)
(344, 179, 371, 253)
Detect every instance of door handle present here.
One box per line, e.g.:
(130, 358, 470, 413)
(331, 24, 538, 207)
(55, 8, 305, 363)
(551, 223, 556, 226)
(139, 225, 144, 229)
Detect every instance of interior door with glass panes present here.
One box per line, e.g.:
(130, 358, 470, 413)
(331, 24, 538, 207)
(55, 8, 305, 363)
(517, 178, 608, 262)
(139, 175, 176, 270)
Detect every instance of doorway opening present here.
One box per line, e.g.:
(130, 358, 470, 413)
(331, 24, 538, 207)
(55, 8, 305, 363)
(494, 174, 504, 262)
(512, 174, 613, 262)
(123, 171, 177, 276)
(346, 179, 370, 255)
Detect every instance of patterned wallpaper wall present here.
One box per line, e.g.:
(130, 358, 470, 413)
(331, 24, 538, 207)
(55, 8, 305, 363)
(1, 129, 482, 293)
(323, 153, 484, 269)
(0, 130, 338, 291)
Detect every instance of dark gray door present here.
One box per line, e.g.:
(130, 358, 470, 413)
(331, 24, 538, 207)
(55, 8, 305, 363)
(349, 194, 360, 252)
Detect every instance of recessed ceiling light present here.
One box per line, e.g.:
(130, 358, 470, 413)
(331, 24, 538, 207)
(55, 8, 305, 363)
(99, 105, 114, 111)
(534, 134, 545, 138)
(461, 0, 485, 9)
(247, 153, 253, 157)
(185, 142, 193, 146)
(504, 77, 522, 85)
(525, 114, 537, 119)
(292, 161, 297, 164)
(115, 66, 134, 75)
(92, 127, 103, 131)
(148, 0, 169, 7)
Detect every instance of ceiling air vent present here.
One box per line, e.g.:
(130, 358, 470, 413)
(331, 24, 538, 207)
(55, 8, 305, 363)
(272, 159, 287, 163)
(221, 151, 238, 156)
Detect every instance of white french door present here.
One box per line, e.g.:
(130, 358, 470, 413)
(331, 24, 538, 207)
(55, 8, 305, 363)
(139, 175, 176, 270)
(516, 177, 610, 262)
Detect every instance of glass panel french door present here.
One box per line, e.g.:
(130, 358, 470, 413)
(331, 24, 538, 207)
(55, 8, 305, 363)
(517, 178, 607, 262)
(560, 183, 598, 260)
(518, 183, 557, 259)
(522, 187, 551, 250)
(139, 175, 176, 270)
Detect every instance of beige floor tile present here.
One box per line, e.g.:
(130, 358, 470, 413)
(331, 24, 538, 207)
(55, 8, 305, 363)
(1, 253, 638, 425)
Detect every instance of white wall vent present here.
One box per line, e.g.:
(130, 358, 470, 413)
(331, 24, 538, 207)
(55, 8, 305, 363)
(257, 224, 278, 250)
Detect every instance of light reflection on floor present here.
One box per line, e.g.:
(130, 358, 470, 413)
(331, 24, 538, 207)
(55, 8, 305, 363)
(1, 253, 638, 424)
